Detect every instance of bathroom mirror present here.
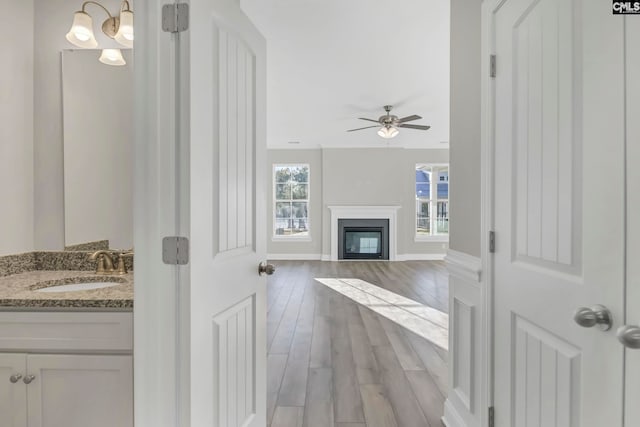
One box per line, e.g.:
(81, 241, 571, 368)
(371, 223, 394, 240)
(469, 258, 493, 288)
(62, 49, 133, 249)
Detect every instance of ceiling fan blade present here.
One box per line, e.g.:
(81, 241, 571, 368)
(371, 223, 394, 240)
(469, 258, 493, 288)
(398, 124, 431, 130)
(347, 125, 380, 132)
(397, 115, 422, 123)
(358, 118, 381, 123)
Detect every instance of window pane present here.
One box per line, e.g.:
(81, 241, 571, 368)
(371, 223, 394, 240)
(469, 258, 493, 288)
(436, 201, 449, 234)
(291, 183, 308, 200)
(415, 168, 431, 199)
(416, 199, 430, 234)
(275, 167, 291, 183)
(292, 202, 308, 218)
(275, 183, 292, 200)
(437, 182, 448, 199)
(290, 166, 309, 183)
(275, 202, 291, 219)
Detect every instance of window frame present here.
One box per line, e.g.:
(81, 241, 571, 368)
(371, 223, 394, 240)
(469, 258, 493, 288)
(272, 163, 311, 241)
(415, 163, 449, 242)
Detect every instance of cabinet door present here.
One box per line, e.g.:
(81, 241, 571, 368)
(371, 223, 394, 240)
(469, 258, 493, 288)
(0, 353, 27, 427)
(26, 354, 132, 427)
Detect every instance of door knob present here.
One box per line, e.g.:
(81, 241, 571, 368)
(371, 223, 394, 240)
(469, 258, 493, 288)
(23, 375, 35, 384)
(617, 325, 640, 349)
(9, 374, 22, 383)
(258, 262, 275, 276)
(573, 305, 612, 331)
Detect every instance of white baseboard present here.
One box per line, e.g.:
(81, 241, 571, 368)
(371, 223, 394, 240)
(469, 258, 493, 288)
(396, 253, 446, 261)
(267, 253, 322, 260)
(442, 399, 468, 427)
(315, 254, 446, 261)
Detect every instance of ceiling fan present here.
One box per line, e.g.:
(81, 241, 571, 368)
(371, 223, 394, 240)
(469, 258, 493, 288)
(347, 105, 431, 139)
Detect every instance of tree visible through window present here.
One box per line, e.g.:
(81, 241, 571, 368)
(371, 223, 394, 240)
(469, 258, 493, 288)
(416, 164, 449, 237)
(274, 165, 310, 237)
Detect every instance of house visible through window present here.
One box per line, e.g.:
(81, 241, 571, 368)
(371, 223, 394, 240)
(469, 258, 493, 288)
(274, 164, 310, 237)
(416, 164, 449, 237)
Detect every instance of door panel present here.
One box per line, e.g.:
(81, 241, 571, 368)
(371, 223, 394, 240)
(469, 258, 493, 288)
(512, 316, 580, 426)
(189, 0, 267, 425)
(216, 28, 255, 255)
(493, 0, 626, 425)
(511, 0, 579, 273)
(213, 297, 255, 426)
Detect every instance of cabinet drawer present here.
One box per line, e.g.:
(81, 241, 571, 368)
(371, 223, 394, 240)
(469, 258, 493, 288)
(0, 312, 132, 351)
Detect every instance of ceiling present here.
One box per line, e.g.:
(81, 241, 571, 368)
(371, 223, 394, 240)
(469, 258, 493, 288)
(240, 0, 450, 149)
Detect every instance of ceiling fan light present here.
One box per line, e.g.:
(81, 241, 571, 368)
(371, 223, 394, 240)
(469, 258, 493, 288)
(66, 11, 98, 48)
(378, 126, 399, 139)
(114, 9, 134, 47)
(99, 48, 126, 66)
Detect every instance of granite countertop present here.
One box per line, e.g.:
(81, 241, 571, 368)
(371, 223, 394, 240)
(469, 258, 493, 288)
(0, 270, 133, 310)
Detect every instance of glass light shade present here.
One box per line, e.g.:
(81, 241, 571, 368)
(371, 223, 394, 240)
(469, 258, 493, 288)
(377, 126, 399, 139)
(66, 11, 98, 48)
(99, 49, 126, 66)
(114, 9, 134, 48)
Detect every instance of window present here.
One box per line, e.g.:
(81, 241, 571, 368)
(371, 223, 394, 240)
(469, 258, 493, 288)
(416, 164, 449, 238)
(274, 164, 310, 237)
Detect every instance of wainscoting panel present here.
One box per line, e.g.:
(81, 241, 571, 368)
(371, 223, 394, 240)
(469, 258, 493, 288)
(453, 298, 475, 412)
(212, 297, 256, 427)
(443, 250, 482, 427)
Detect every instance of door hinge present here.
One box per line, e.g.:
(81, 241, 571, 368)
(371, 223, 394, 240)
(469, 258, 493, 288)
(162, 236, 189, 265)
(488, 406, 495, 427)
(490, 54, 497, 78)
(162, 3, 189, 33)
(489, 231, 496, 253)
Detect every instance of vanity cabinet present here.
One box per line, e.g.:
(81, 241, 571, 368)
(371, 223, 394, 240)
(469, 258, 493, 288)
(0, 312, 133, 427)
(0, 353, 132, 427)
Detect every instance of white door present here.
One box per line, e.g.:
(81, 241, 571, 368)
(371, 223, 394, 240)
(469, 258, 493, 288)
(0, 353, 27, 427)
(493, 0, 627, 425)
(27, 354, 133, 427)
(189, 0, 267, 425)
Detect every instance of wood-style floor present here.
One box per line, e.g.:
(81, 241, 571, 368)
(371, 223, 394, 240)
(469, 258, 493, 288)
(266, 260, 449, 427)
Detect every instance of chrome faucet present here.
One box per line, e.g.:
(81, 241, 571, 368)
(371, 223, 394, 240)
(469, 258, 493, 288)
(89, 250, 133, 275)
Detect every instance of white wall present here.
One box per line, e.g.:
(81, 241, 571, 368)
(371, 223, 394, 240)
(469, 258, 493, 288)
(267, 148, 449, 259)
(0, 0, 34, 256)
(449, 0, 481, 258)
(33, 0, 126, 250)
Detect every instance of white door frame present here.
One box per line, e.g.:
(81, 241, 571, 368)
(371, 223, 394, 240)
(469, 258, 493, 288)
(133, 0, 190, 426)
(134, 1, 494, 426)
(479, 1, 497, 426)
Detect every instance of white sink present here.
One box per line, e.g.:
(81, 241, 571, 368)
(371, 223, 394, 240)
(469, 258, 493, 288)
(36, 282, 120, 293)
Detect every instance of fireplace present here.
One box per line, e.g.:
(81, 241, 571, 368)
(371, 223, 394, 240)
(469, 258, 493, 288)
(328, 205, 400, 261)
(338, 219, 389, 260)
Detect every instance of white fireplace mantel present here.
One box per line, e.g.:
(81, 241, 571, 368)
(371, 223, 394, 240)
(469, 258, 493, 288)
(328, 205, 401, 261)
